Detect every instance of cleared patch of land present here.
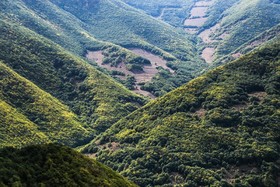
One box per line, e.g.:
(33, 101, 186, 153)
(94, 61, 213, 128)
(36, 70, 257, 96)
(184, 18, 208, 27)
(129, 48, 174, 74)
(199, 23, 221, 43)
(86, 49, 173, 98)
(190, 7, 208, 17)
(184, 0, 214, 33)
(201, 47, 215, 64)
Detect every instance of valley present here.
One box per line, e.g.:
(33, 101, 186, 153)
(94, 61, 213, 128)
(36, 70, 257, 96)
(0, 0, 279, 186)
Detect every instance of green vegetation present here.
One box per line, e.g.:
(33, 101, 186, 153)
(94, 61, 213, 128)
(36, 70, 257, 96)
(49, 0, 197, 60)
(121, 0, 193, 26)
(0, 62, 91, 148)
(0, 0, 207, 97)
(0, 144, 137, 187)
(82, 41, 280, 186)
(216, 24, 280, 66)
(100, 45, 151, 68)
(0, 20, 145, 134)
(205, 0, 280, 58)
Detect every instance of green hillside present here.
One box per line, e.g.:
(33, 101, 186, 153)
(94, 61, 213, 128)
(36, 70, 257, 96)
(0, 20, 145, 134)
(121, 0, 193, 26)
(0, 98, 50, 148)
(49, 0, 196, 60)
(0, 0, 206, 97)
(82, 41, 280, 186)
(204, 0, 280, 58)
(216, 24, 280, 66)
(0, 62, 91, 148)
(0, 144, 137, 187)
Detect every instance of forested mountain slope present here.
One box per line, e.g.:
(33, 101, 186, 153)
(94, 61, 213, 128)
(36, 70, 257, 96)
(0, 0, 206, 97)
(0, 62, 91, 148)
(82, 41, 280, 186)
(0, 19, 146, 142)
(199, 0, 280, 62)
(0, 144, 137, 187)
(216, 24, 280, 66)
(214, 0, 280, 57)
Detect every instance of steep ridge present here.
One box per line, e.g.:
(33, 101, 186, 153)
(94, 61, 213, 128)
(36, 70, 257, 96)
(0, 144, 137, 187)
(0, 98, 50, 148)
(0, 20, 145, 134)
(0, 62, 91, 148)
(82, 41, 280, 186)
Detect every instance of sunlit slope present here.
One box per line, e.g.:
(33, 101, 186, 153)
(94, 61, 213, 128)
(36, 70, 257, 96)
(49, 0, 197, 60)
(0, 62, 91, 148)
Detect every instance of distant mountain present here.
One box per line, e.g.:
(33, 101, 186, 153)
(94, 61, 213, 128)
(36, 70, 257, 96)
(0, 144, 137, 187)
(82, 41, 280, 186)
(121, 0, 193, 26)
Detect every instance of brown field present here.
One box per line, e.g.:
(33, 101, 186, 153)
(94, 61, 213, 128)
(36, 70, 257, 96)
(86, 49, 173, 98)
(129, 48, 174, 74)
(201, 47, 215, 64)
(184, 17, 208, 27)
(199, 23, 220, 43)
(190, 7, 208, 17)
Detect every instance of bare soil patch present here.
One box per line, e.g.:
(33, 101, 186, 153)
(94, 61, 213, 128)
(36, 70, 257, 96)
(190, 7, 208, 17)
(129, 48, 174, 74)
(184, 17, 208, 27)
(87, 49, 173, 98)
(194, 108, 206, 118)
(199, 23, 220, 43)
(232, 53, 242, 59)
(201, 47, 215, 64)
(248, 91, 267, 101)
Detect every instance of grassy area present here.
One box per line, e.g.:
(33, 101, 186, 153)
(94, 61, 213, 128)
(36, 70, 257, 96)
(82, 41, 280, 186)
(0, 0, 206, 96)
